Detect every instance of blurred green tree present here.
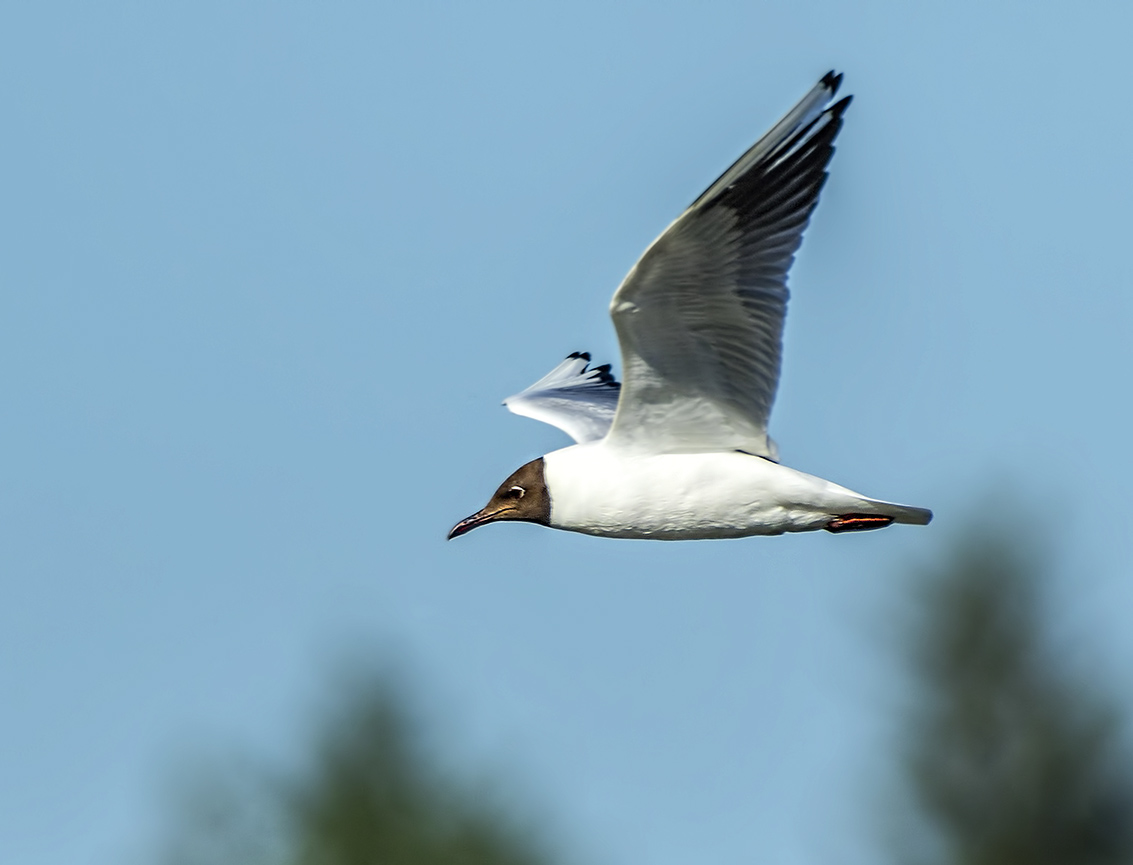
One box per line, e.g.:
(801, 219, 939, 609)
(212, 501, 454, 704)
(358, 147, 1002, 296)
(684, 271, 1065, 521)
(896, 529, 1133, 865)
(156, 669, 556, 865)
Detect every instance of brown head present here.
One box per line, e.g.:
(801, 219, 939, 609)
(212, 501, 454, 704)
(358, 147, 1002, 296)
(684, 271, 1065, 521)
(447, 458, 551, 539)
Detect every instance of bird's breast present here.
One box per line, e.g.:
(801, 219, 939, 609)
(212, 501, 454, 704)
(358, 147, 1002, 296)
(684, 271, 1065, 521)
(542, 444, 839, 540)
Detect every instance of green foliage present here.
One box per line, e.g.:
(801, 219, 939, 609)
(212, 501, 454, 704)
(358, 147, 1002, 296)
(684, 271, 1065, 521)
(157, 671, 555, 865)
(899, 531, 1133, 865)
(287, 682, 548, 865)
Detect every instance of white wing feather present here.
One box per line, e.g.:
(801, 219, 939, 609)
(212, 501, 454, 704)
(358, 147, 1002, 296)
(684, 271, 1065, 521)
(504, 353, 621, 444)
(606, 72, 850, 457)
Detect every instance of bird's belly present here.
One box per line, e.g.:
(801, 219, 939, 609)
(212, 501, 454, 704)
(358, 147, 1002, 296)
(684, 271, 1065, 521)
(543, 447, 853, 540)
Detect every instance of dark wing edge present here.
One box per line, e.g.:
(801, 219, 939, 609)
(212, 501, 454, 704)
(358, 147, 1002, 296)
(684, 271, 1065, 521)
(690, 70, 845, 212)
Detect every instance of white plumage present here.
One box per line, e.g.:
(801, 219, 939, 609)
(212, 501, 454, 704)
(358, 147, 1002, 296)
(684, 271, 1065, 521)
(503, 352, 620, 444)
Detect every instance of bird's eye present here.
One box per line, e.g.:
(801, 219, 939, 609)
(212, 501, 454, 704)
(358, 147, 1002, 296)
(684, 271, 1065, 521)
(506, 486, 525, 499)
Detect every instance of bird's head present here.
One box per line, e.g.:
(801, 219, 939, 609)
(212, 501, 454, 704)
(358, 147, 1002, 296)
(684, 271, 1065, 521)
(448, 458, 551, 539)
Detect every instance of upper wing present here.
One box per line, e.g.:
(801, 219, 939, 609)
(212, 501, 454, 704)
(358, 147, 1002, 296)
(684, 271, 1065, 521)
(504, 352, 621, 444)
(605, 72, 850, 457)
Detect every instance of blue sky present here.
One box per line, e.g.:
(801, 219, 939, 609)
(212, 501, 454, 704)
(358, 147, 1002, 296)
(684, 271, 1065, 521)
(3, 2, 1133, 864)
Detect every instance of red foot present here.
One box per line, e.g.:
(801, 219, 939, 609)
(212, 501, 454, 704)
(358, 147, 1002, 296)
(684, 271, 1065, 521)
(825, 514, 894, 534)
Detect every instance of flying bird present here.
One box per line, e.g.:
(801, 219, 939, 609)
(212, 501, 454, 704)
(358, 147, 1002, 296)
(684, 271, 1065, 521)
(450, 72, 931, 541)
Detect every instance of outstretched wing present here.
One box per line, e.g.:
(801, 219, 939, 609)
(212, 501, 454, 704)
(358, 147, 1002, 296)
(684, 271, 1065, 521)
(606, 72, 850, 457)
(504, 352, 621, 444)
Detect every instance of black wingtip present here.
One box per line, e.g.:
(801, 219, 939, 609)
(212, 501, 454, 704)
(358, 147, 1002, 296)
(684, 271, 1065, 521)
(821, 70, 843, 95)
(564, 354, 621, 388)
(590, 363, 619, 386)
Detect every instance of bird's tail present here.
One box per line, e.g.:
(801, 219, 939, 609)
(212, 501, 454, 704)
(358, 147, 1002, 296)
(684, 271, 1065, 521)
(864, 499, 933, 526)
(824, 497, 932, 534)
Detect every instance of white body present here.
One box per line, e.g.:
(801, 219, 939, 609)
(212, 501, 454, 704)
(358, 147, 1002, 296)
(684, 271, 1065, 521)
(544, 443, 908, 540)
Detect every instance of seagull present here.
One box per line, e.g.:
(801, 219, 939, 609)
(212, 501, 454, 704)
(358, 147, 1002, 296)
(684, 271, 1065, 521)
(449, 72, 931, 541)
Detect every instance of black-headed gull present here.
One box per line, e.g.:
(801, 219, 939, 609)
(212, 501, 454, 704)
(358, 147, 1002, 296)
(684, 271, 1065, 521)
(450, 72, 931, 541)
